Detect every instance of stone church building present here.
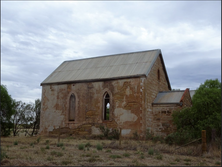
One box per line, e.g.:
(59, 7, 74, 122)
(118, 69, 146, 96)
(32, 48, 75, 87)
(39, 49, 192, 138)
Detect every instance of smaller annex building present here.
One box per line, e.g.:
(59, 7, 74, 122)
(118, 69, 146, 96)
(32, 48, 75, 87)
(39, 49, 192, 138)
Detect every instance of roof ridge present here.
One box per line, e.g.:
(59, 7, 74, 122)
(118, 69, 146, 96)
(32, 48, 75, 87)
(64, 49, 161, 63)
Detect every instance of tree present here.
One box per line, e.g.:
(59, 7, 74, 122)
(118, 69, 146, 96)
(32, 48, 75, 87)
(172, 79, 221, 141)
(0, 85, 15, 136)
(12, 101, 32, 136)
(24, 99, 41, 136)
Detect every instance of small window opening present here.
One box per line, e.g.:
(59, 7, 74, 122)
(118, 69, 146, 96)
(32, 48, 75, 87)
(157, 69, 160, 81)
(104, 93, 110, 120)
(69, 94, 75, 121)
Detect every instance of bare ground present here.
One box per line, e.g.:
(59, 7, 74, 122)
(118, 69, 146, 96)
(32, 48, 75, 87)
(1, 135, 221, 166)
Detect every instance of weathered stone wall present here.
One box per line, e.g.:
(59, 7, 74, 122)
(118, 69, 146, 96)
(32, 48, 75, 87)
(152, 89, 192, 137)
(143, 55, 171, 136)
(39, 78, 143, 137)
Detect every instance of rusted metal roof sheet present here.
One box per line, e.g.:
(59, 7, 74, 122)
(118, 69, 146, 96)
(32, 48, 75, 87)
(153, 91, 185, 104)
(41, 49, 171, 87)
(189, 90, 196, 99)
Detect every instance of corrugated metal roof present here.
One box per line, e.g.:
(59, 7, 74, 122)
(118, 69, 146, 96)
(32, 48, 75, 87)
(153, 91, 185, 104)
(189, 90, 196, 99)
(41, 49, 171, 87)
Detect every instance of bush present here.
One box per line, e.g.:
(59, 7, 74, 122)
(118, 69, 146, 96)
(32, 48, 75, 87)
(96, 143, 103, 150)
(57, 142, 64, 147)
(110, 155, 122, 159)
(148, 148, 154, 155)
(146, 129, 154, 140)
(78, 144, 85, 150)
(133, 131, 139, 140)
(14, 141, 18, 145)
(123, 152, 130, 157)
(165, 130, 192, 145)
(45, 145, 50, 149)
(36, 137, 41, 143)
(99, 125, 110, 137)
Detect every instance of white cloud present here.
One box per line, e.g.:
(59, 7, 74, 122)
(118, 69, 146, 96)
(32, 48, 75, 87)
(1, 1, 221, 103)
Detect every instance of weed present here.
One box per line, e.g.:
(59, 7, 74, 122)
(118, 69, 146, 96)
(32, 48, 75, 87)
(40, 147, 46, 153)
(62, 147, 65, 150)
(20, 146, 27, 149)
(170, 162, 176, 165)
(145, 129, 153, 140)
(184, 162, 191, 165)
(140, 155, 145, 159)
(175, 158, 180, 162)
(106, 149, 111, 153)
(45, 145, 50, 149)
(133, 131, 139, 140)
(88, 156, 97, 162)
(96, 143, 103, 150)
(36, 137, 41, 143)
(57, 142, 64, 147)
(61, 160, 71, 165)
(148, 148, 154, 155)
(110, 154, 122, 159)
(14, 141, 18, 145)
(30, 142, 34, 147)
(78, 144, 85, 150)
(156, 154, 163, 160)
(184, 158, 191, 162)
(85, 142, 91, 147)
(0, 149, 8, 161)
(50, 151, 57, 156)
(86, 147, 89, 151)
(47, 156, 53, 161)
(99, 125, 110, 137)
(57, 152, 63, 157)
(215, 161, 221, 165)
(45, 140, 50, 144)
(123, 152, 130, 157)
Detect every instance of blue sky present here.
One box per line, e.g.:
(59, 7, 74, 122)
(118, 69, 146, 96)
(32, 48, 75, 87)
(1, 1, 221, 103)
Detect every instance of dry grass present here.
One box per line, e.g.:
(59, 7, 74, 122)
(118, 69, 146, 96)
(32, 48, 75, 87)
(1, 135, 221, 166)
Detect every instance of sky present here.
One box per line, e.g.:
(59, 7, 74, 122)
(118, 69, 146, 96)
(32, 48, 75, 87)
(1, 1, 221, 104)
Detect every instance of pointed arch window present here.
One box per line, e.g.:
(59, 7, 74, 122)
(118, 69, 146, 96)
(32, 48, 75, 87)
(103, 92, 110, 120)
(69, 94, 76, 121)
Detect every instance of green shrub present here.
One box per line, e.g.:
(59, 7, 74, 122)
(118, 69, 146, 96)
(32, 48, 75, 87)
(96, 143, 103, 150)
(45, 140, 50, 144)
(110, 154, 122, 159)
(148, 148, 154, 155)
(99, 125, 110, 137)
(45, 145, 50, 149)
(133, 131, 139, 140)
(165, 130, 192, 145)
(36, 137, 41, 143)
(30, 142, 34, 147)
(14, 141, 18, 145)
(0, 149, 8, 161)
(78, 144, 85, 150)
(106, 149, 111, 153)
(85, 142, 91, 148)
(156, 154, 163, 160)
(123, 152, 130, 157)
(145, 129, 154, 140)
(57, 142, 64, 147)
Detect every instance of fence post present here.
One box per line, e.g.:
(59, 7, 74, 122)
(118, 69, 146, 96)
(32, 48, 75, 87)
(202, 130, 207, 154)
(58, 126, 61, 143)
(119, 128, 122, 146)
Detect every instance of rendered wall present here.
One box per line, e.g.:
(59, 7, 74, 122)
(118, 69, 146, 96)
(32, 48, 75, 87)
(39, 77, 144, 137)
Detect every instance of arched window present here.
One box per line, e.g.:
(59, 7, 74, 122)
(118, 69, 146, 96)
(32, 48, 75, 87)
(157, 69, 160, 81)
(69, 94, 75, 121)
(103, 92, 110, 120)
